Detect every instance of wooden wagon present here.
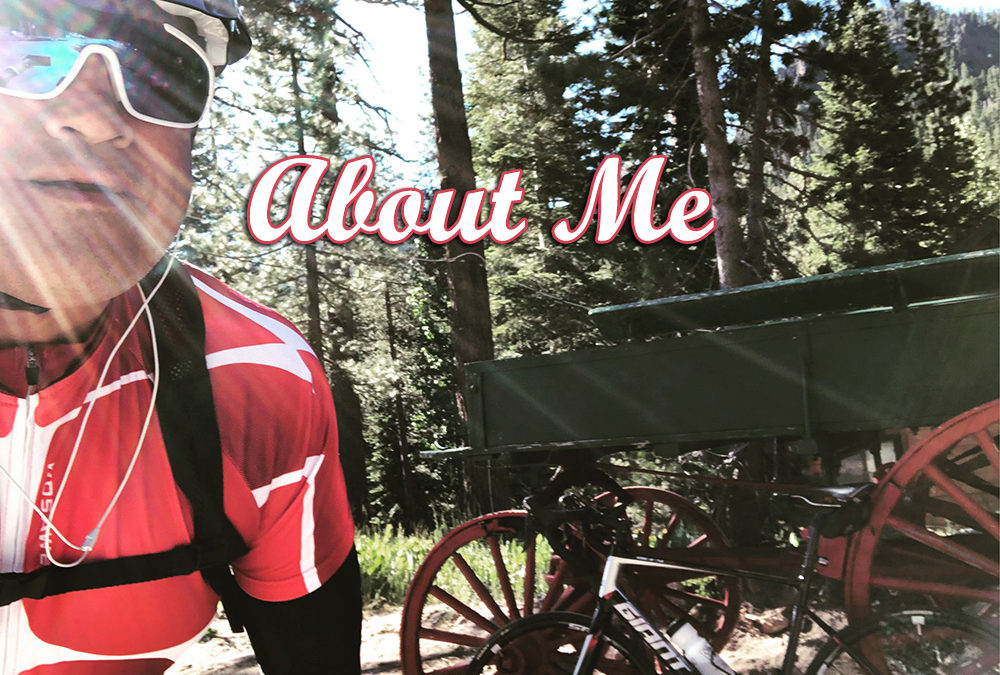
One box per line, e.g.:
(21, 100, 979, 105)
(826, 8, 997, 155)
(401, 249, 1000, 674)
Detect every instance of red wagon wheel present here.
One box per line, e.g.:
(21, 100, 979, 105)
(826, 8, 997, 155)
(594, 487, 741, 650)
(399, 487, 739, 674)
(845, 401, 1000, 619)
(400, 511, 558, 675)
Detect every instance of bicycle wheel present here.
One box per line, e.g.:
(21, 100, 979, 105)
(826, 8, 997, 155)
(465, 611, 656, 675)
(804, 608, 999, 675)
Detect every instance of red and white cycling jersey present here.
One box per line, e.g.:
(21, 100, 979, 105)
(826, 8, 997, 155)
(0, 265, 355, 674)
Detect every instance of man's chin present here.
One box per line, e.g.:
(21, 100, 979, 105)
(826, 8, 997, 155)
(0, 261, 144, 335)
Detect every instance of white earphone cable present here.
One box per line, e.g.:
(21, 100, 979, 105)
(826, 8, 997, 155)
(0, 259, 172, 568)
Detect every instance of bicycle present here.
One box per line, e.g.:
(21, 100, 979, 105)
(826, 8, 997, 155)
(465, 483, 999, 674)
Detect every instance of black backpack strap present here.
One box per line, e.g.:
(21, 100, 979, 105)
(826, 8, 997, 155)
(0, 259, 248, 631)
(0, 544, 230, 606)
(141, 257, 249, 631)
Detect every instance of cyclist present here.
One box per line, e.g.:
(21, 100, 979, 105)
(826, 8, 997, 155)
(0, 1, 361, 673)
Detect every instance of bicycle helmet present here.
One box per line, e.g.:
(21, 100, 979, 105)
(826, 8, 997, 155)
(59, 1, 251, 69)
(154, 0, 252, 68)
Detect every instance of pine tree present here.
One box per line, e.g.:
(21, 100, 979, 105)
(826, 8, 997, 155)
(806, 1, 924, 266)
(464, 0, 725, 360)
(903, 0, 985, 252)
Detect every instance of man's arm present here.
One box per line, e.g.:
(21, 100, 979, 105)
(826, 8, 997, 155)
(237, 548, 362, 675)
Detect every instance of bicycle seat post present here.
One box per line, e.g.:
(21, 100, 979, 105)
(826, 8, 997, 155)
(780, 513, 825, 674)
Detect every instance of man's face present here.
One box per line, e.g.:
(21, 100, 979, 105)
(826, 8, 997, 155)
(0, 7, 194, 322)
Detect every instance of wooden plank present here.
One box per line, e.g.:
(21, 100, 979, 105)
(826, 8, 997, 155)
(452, 295, 997, 455)
(590, 249, 999, 339)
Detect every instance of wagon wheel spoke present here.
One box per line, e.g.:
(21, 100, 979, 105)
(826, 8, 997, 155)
(922, 462, 1000, 540)
(524, 536, 536, 616)
(659, 584, 729, 608)
(423, 664, 472, 675)
(607, 486, 741, 650)
(659, 512, 681, 546)
(402, 512, 553, 674)
(418, 627, 486, 648)
(640, 499, 656, 548)
(867, 576, 998, 603)
(428, 585, 499, 634)
(940, 454, 1000, 496)
(451, 552, 511, 624)
(885, 515, 998, 577)
(974, 430, 1000, 475)
(538, 559, 569, 613)
(656, 594, 716, 637)
(487, 534, 522, 621)
(875, 538, 990, 576)
(922, 496, 992, 532)
(687, 533, 710, 548)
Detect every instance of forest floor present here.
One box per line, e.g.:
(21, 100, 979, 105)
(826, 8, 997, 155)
(167, 602, 844, 674)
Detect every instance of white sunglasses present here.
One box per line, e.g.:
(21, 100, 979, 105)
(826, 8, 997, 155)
(0, 21, 215, 129)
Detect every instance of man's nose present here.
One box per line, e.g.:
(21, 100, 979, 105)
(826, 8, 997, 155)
(41, 54, 135, 148)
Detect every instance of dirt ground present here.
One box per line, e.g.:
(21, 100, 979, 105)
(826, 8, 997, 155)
(167, 602, 841, 674)
(166, 606, 413, 675)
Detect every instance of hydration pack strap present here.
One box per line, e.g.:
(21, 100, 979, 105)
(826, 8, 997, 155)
(142, 258, 250, 631)
(0, 259, 249, 631)
(0, 540, 231, 606)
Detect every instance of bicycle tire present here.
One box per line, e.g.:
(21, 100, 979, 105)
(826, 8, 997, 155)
(804, 608, 999, 675)
(465, 611, 657, 675)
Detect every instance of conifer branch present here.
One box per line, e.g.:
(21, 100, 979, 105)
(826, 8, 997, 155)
(455, 0, 577, 44)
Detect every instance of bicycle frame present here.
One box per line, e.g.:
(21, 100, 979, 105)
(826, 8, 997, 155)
(571, 527, 886, 675)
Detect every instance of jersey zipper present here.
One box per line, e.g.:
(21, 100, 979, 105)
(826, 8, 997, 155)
(0, 345, 40, 672)
(25, 345, 39, 393)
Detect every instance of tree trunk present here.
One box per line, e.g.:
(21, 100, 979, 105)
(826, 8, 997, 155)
(304, 247, 323, 359)
(687, 0, 749, 289)
(327, 362, 368, 522)
(384, 286, 420, 523)
(744, 0, 773, 283)
(423, 0, 495, 389)
(292, 50, 368, 519)
(424, 0, 505, 511)
(291, 52, 325, 358)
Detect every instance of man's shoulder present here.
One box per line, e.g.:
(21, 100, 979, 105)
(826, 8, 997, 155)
(182, 263, 320, 386)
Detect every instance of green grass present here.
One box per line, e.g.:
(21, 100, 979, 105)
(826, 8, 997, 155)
(357, 524, 440, 608)
(356, 523, 551, 610)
